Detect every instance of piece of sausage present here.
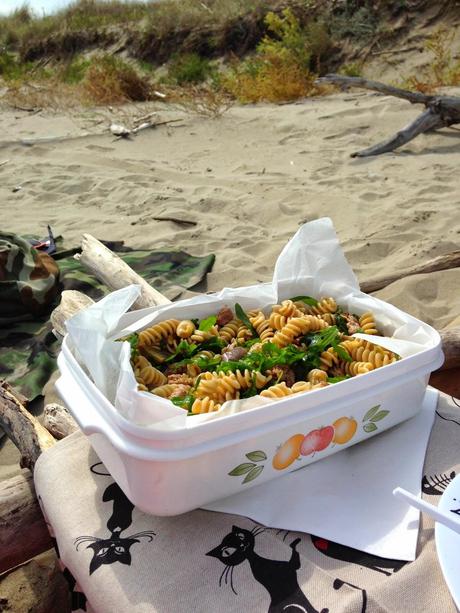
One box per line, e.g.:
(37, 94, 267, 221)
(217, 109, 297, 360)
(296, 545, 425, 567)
(217, 305, 234, 327)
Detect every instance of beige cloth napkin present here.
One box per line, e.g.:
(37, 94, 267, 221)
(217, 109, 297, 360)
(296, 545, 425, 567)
(34, 392, 460, 613)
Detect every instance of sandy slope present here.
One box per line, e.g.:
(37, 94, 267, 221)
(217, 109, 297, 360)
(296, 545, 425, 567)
(1, 91, 459, 327)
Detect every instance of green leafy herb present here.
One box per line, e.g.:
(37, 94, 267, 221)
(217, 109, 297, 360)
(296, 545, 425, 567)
(235, 303, 258, 336)
(171, 394, 195, 411)
(164, 339, 197, 363)
(199, 315, 217, 332)
(127, 333, 139, 359)
(327, 375, 351, 383)
(335, 314, 349, 335)
(191, 318, 200, 327)
(290, 295, 318, 306)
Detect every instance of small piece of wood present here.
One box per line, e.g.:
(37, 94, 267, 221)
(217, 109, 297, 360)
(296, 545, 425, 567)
(0, 382, 55, 471)
(75, 234, 171, 310)
(315, 74, 460, 156)
(360, 250, 460, 294)
(0, 472, 52, 574)
(50, 290, 95, 337)
(43, 404, 79, 440)
(153, 216, 197, 226)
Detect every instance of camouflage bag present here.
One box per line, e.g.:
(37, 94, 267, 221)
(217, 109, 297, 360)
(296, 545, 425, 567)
(0, 235, 215, 400)
(0, 233, 59, 325)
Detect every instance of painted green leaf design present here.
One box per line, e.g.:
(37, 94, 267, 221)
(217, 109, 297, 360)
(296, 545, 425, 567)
(246, 450, 267, 462)
(371, 410, 390, 422)
(363, 405, 380, 422)
(242, 465, 264, 484)
(363, 422, 378, 433)
(228, 462, 255, 476)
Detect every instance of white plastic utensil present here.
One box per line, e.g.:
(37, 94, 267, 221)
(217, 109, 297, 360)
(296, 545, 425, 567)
(393, 487, 460, 535)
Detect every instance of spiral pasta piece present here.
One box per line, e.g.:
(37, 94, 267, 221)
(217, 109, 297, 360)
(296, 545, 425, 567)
(319, 313, 336, 326)
(250, 311, 274, 342)
(219, 319, 240, 343)
(177, 320, 196, 338)
(340, 339, 397, 368)
(233, 369, 272, 389)
(319, 347, 340, 371)
(195, 371, 241, 402)
(237, 323, 253, 342)
(139, 364, 168, 389)
(138, 319, 180, 348)
(191, 397, 221, 414)
(341, 361, 374, 376)
(190, 326, 219, 344)
(260, 382, 293, 398)
(273, 316, 328, 348)
(307, 368, 328, 385)
(359, 312, 378, 335)
(301, 297, 338, 317)
(273, 300, 303, 319)
(268, 311, 289, 330)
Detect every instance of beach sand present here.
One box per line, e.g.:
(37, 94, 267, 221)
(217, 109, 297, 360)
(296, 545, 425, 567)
(0, 90, 459, 609)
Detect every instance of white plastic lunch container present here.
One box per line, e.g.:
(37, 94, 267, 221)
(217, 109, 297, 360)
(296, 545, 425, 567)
(56, 297, 443, 516)
(56, 219, 444, 515)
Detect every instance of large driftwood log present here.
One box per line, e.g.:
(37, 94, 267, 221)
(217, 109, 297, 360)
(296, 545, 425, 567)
(0, 381, 55, 470)
(315, 74, 460, 157)
(360, 250, 460, 293)
(440, 328, 460, 370)
(75, 234, 172, 310)
(0, 472, 52, 574)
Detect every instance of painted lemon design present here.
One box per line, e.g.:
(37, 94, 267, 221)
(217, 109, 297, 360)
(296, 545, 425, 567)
(272, 434, 304, 470)
(332, 417, 357, 444)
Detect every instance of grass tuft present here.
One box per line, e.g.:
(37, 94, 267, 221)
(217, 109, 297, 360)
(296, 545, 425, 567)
(82, 55, 152, 104)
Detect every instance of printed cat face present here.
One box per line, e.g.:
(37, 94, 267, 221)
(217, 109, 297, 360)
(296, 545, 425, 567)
(206, 525, 255, 566)
(87, 536, 140, 575)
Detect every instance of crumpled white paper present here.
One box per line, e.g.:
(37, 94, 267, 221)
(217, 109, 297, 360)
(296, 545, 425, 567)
(65, 217, 437, 426)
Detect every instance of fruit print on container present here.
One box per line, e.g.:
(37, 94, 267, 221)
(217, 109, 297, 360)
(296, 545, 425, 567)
(228, 405, 390, 484)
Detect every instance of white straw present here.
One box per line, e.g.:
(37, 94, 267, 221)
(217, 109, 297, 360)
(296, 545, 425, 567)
(393, 487, 460, 535)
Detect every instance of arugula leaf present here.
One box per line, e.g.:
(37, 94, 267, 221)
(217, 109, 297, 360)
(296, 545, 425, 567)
(127, 333, 139, 359)
(171, 394, 195, 411)
(335, 345, 352, 363)
(199, 315, 217, 332)
(290, 295, 318, 306)
(164, 339, 197, 363)
(235, 303, 258, 336)
(335, 314, 349, 334)
(191, 318, 200, 327)
(327, 375, 351, 383)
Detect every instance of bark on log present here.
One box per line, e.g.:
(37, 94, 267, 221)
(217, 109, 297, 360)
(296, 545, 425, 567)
(360, 250, 460, 293)
(439, 327, 460, 370)
(0, 382, 55, 470)
(315, 74, 460, 157)
(0, 472, 52, 574)
(43, 403, 79, 440)
(75, 234, 172, 310)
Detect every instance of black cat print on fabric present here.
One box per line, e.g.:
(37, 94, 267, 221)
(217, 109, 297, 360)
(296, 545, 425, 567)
(75, 463, 155, 575)
(207, 525, 329, 613)
(311, 536, 406, 576)
(422, 471, 456, 496)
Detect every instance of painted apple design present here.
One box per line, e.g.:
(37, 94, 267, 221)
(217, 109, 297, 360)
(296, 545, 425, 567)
(300, 426, 335, 456)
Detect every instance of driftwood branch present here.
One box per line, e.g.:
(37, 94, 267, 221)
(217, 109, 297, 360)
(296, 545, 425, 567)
(0, 382, 55, 471)
(0, 472, 52, 574)
(43, 403, 79, 440)
(439, 328, 460, 370)
(315, 74, 460, 157)
(50, 290, 95, 337)
(75, 234, 172, 310)
(360, 250, 460, 293)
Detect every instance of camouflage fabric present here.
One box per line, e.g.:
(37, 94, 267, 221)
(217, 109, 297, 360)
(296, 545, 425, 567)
(0, 233, 59, 325)
(0, 239, 215, 400)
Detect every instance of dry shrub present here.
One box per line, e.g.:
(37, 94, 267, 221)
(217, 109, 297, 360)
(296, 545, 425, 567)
(405, 28, 460, 92)
(224, 54, 317, 103)
(1, 79, 84, 110)
(83, 55, 151, 104)
(166, 83, 233, 117)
